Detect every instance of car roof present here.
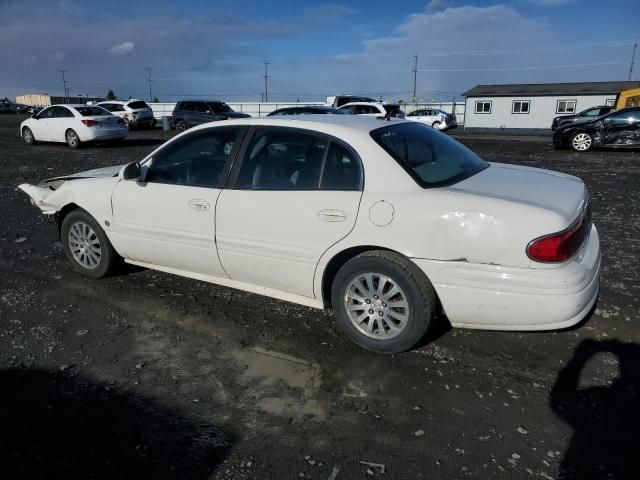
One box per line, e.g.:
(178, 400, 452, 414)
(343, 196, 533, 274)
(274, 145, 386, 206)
(188, 113, 407, 136)
(339, 102, 383, 107)
(178, 99, 225, 102)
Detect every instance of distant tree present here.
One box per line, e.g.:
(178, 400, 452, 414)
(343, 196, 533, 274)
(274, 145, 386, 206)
(106, 90, 116, 100)
(152, 96, 159, 103)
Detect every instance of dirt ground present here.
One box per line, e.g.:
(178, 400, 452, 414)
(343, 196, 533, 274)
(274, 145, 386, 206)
(1, 115, 639, 480)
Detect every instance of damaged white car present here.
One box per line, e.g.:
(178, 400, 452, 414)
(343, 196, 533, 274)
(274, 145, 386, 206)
(18, 116, 600, 353)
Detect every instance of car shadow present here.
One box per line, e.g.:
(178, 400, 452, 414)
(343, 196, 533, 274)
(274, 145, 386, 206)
(549, 339, 640, 480)
(0, 368, 235, 480)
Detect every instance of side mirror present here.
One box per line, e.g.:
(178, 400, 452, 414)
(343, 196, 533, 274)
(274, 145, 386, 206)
(119, 161, 141, 181)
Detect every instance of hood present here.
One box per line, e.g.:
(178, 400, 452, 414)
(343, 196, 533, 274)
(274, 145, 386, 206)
(42, 164, 124, 184)
(224, 112, 251, 118)
(449, 163, 587, 224)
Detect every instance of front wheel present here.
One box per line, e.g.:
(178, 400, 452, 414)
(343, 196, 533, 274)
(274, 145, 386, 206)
(60, 209, 119, 278)
(570, 132, 593, 152)
(331, 251, 436, 353)
(66, 129, 81, 148)
(22, 127, 36, 145)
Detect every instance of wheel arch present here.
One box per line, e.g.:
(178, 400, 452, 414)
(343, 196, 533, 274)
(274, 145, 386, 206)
(55, 202, 81, 234)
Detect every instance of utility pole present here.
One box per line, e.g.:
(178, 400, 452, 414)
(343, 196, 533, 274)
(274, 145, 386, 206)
(60, 70, 69, 103)
(263, 61, 270, 103)
(412, 54, 418, 103)
(629, 43, 637, 81)
(145, 67, 153, 102)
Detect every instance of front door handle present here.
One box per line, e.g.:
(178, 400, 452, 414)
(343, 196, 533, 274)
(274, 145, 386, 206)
(317, 209, 347, 222)
(188, 199, 210, 211)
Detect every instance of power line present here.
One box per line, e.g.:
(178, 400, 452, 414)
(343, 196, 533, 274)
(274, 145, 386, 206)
(417, 61, 628, 72)
(416, 39, 640, 57)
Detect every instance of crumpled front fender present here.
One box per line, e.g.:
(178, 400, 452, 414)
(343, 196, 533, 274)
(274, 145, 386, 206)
(17, 183, 72, 214)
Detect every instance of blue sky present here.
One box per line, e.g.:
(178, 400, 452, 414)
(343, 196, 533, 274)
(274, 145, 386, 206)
(0, 0, 638, 102)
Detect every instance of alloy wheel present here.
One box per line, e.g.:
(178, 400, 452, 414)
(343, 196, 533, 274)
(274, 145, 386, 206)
(572, 133, 592, 151)
(68, 221, 102, 269)
(344, 273, 410, 339)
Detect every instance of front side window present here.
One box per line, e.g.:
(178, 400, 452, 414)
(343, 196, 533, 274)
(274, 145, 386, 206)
(556, 100, 576, 114)
(512, 100, 530, 114)
(371, 122, 488, 188)
(146, 127, 244, 188)
(606, 110, 640, 126)
(474, 101, 491, 114)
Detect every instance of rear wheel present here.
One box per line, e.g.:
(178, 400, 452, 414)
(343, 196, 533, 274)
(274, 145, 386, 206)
(60, 209, 119, 278)
(65, 129, 81, 148)
(431, 121, 441, 129)
(570, 132, 593, 152)
(331, 250, 436, 353)
(22, 127, 36, 145)
(174, 120, 186, 133)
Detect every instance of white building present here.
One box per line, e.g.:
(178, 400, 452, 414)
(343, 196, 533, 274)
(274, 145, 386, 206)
(463, 81, 640, 130)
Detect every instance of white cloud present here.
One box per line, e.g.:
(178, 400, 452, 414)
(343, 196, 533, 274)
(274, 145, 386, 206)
(108, 41, 134, 56)
(523, 0, 577, 6)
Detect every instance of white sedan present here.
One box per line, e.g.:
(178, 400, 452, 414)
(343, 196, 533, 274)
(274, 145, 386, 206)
(18, 115, 600, 353)
(20, 104, 128, 148)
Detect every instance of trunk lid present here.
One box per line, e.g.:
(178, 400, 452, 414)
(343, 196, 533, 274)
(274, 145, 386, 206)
(449, 163, 587, 225)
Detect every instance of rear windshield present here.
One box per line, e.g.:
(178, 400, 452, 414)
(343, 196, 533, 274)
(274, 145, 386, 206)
(383, 105, 402, 114)
(127, 101, 149, 110)
(207, 102, 233, 113)
(370, 122, 488, 188)
(75, 106, 112, 117)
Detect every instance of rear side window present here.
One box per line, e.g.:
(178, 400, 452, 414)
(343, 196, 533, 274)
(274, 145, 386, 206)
(371, 122, 488, 188)
(75, 106, 111, 116)
(208, 102, 232, 113)
(234, 128, 363, 191)
(127, 101, 149, 110)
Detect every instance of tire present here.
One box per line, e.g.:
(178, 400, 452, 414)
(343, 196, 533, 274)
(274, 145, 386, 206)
(60, 209, 119, 278)
(22, 127, 36, 145)
(431, 121, 441, 129)
(331, 250, 436, 353)
(570, 132, 593, 152)
(174, 120, 187, 133)
(65, 129, 81, 149)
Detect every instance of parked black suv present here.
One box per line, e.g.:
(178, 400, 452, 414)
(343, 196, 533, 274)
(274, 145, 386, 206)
(551, 105, 616, 131)
(171, 100, 250, 132)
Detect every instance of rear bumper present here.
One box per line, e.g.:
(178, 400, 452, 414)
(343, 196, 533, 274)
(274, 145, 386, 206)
(131, 117, 155, 127)
(411, 225, 600, 331)
(80, 127, 128, 141)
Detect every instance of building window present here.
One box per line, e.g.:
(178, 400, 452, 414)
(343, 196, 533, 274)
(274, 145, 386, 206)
(605, 98, 616, 106)
(474, 101, 491, 114)
(512, 100, 530, 114)
(556, 100, 576, 114)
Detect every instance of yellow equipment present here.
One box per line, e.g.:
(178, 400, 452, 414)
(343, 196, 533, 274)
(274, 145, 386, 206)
(616, 88, 640, 108)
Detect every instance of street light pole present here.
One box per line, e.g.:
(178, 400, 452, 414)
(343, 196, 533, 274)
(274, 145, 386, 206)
(629, 43, 637, 81)
(412, 54, 418, 103)
(145, 67, 153, 102)
(263, 61, 270, 103)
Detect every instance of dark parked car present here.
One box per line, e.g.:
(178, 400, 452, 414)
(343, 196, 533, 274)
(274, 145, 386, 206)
(171, 100, 250, 132)
(267, 106, 347, 116)
(551, 105, 616, 131)
(552, 106, 640, 152)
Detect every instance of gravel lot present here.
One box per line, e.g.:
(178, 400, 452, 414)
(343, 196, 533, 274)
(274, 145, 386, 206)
(1, 114, 639, 480)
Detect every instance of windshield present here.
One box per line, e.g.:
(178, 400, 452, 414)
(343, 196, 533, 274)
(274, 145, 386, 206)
(127, 101, 149, 110)
(207, 102, 233, 113)
(370, 122, 488, 188)
(75, 106, 112, 117)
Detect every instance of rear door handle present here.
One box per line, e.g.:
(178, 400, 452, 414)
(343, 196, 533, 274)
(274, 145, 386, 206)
(317, 209, 347, 222)
(188, 199, 210, 211)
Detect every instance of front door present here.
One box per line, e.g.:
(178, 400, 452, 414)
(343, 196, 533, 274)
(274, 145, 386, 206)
(111, 125, 246, 277)
(215, 126, 364, 298)
(602, 110, 640, 146)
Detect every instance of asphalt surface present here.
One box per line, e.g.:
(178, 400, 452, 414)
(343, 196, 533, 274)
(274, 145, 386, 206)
(1, 115, 639, 480)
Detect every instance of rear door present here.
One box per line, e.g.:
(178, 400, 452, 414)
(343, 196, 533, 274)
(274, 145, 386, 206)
(49, 106, 75, 142)
(215, 126, 364, 297)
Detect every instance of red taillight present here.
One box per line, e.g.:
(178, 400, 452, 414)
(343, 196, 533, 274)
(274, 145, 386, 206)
(527, 214, 588, 263)
(81, 119, 98, 127)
